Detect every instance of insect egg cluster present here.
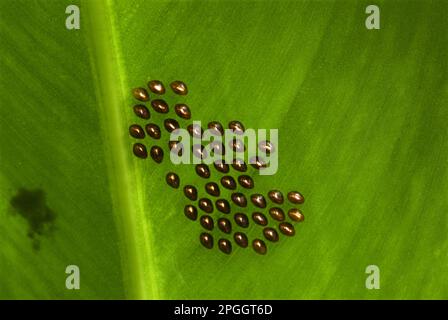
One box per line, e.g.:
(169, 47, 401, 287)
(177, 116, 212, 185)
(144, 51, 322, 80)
(128, 80, 306, 255)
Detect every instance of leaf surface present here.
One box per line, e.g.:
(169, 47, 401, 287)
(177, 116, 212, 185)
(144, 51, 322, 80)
(0, 0, 447, 299)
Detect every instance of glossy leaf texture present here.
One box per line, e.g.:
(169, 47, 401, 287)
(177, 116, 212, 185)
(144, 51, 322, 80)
(0, 0, 447, 299)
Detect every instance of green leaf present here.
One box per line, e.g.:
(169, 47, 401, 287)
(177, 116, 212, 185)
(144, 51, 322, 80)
(1, 0, 447, 299)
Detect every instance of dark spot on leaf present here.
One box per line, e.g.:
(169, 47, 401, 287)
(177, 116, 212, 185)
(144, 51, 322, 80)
(10, 188, 56, 250)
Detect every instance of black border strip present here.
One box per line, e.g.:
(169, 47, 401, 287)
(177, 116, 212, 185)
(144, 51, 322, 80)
(0, 300, 445, 318)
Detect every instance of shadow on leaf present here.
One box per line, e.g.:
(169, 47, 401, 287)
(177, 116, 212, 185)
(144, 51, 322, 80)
(10, 188, 56, 250)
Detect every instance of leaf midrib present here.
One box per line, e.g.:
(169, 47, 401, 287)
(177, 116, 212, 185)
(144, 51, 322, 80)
(84, 0, 159, 299)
